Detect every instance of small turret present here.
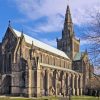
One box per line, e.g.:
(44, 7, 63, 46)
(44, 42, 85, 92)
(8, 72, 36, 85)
(8, 20, 11, 27)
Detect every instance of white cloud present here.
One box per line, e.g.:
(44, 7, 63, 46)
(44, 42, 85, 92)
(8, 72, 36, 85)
(76, 36, 92, 46)
(12, 0, 100, 46)
(14, 0, 66, 20)
(13, 0, 65, 33)
(80, 37, 100, 46)
(94, 67, 100, 75)
(34, 15, 64, 33)
(14, 0, 100, 26)
(40, 38, 57, 47)
(12, 18, 29, 24)
(80, 39, 91, 46)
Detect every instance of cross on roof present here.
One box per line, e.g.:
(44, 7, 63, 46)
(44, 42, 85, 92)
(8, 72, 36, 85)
(8, 20, 11, 27)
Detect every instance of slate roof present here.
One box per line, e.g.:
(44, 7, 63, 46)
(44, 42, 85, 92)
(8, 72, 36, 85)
(12, 28, 70, 60)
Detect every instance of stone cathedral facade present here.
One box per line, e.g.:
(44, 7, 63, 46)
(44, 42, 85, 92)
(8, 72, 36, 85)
(0, 5, 93, 97)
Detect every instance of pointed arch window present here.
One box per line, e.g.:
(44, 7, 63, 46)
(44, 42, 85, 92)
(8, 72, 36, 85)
(20, 72, 26, 88)
(8, 53, 11, 72)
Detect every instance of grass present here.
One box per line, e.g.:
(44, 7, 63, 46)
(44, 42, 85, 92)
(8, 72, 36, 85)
(0, 96, 99, 100)
(72, 96, 99, 100)
(0, 96, 58, 100)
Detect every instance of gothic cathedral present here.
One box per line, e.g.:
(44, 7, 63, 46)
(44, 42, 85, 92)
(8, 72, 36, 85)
(0, 5, 93, 97)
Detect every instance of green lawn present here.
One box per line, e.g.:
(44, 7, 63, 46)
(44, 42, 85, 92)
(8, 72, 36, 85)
(0, 96, 99, 100)
(0, 96, 58, 100)
(72, 96, 99, 100)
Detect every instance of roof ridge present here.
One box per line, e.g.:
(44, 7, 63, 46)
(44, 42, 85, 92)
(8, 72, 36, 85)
(12, 28, 70, 59)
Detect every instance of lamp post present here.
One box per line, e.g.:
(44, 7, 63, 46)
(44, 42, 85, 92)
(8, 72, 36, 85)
(68, 86, 72, 100)
(98, 90, 100, 100)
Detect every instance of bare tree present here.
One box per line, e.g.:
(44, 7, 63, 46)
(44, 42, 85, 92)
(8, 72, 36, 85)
(82, 11, 100, 68)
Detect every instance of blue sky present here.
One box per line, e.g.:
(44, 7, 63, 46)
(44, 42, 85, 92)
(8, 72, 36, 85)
(0, 0, 100, 48)
(0, 0, 100, 73)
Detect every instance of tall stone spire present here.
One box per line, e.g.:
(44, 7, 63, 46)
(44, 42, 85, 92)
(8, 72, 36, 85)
(65, 5, 72, 24)
(62, 5, 74, 38)
(57, 4, 80, 59)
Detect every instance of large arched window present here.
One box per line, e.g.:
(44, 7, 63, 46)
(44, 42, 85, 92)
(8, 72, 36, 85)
(46, 55, 49, 64)
(20, 72, 25, 88)
(8, 53, 11, 72)
(61, 60, 63, 67)
(4, 53, 7, 73)
(52, 57, 54, 65)
(42, 54, 45, 63)
(49, 56, 52, 65)
(20, 58, 27, 71)
(54, 57, 55, 66)
(55, 58, 58, 66)
(25, 48, 29, 59)
(39, 53, 42, 63)
(64, 61, 66, 68)
(51, 56, 53, 65)
(61, 59, 63, 67)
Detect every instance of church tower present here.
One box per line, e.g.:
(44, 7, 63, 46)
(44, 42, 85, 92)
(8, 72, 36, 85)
(57, 5, 80, 59)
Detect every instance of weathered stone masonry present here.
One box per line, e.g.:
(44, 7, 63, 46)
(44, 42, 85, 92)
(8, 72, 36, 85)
(0, 5, 93, 97)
